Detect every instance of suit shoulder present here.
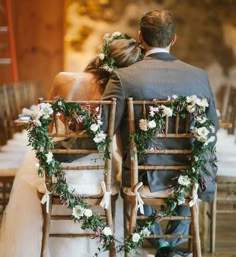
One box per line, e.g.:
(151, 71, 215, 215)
(177, 60, 208, 76)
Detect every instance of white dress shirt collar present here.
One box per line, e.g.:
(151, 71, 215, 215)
(145, 47, 169, 57)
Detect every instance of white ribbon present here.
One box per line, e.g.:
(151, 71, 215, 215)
(100, 181, 112, 209)
(134, 182, 144, 214)
(189, 183, 199, 207)
(41, 183, 51, 213)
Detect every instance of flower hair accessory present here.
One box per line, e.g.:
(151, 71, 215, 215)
(97, 32, 142, 72)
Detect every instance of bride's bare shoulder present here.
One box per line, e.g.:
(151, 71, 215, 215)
(48, 72, 95, 100)
(53, 72, 94, 86)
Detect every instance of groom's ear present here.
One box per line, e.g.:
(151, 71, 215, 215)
(170, 33, 177, 46)
(138, 30, 143, 43)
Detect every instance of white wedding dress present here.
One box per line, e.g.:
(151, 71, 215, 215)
(0, 141, 121, 257)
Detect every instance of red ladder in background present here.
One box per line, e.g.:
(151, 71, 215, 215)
(0, 0, 18, 83)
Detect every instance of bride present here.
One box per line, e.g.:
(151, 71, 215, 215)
(0, 33, 143, 257)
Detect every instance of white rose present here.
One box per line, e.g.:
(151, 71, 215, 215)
(186, 95, 198, 104)
(46, 152, 53, 164)
(72, 205, 85, 219)
(178, 175, 191, 187)
(196, 127, 209, 142)
(39, 103, 53, 119)
(93, 131, 106, 143)
(139, 119, 148, 131)
(196, 98, 209, 109)
(98, 53, 105, 60)
(84, 208, 93, 217)
(161, 105, 173, 117)
(132, 233, 141, 242)
(112, 31, 121, 38)
(148, 120, 156, 129)
(187, 104, 196, 113)
(102, 226, 112, 236)
(90, 123, 99, 132)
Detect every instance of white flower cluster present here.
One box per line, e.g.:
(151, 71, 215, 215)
(89, 119, 107, 144)
(102, 226, 113, 236)
(178, 175, 191, 187)
(72, 205, 93, 219)
(186, 95, 209, 113)
(131, 227, 151, 243)
(30, 102, 53, 127)
(139, 119, 156, 131)
(97, 31, 123, 73)
(139, 104, 172, 131)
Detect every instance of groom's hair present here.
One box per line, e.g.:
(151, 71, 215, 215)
(140, 10, 176, 48)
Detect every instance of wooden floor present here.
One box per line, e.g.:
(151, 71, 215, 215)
(142, 211, 236, 257)
(203, 212, 236, 257)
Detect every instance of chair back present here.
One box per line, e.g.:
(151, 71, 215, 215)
(124, 97, 206, 257)
(128, 97, 194, 191)
(40, 98, 117, 197)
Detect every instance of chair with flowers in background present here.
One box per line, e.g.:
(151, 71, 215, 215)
(122, 96, 217, 257)
(25, 97, 119, 257)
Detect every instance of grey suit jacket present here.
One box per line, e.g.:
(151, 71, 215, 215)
(102, 52, 219, 203)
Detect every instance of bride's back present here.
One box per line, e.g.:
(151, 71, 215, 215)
(48, 71, 102, 101)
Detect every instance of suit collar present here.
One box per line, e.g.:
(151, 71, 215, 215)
(144, 52, 176, 61)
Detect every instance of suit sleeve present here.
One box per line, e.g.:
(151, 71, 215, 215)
(102, 70, 126, 133)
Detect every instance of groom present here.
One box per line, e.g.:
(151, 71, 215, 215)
(102, 9, 219, 257)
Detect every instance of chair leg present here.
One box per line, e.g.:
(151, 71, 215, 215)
(199, 201, 208, 253)
(210, 185, 217, 253)
(191, 203, 202, 257)
(123, 197, 130, 257)
(129, 199, 137, 235)
(40, 197, 52, 257)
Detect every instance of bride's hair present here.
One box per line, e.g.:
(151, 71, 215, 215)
(84, 33, 143, 90)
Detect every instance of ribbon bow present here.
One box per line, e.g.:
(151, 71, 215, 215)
(134, 182, 144, 214)
(100, 181, 112, 209)
(41, 183, 51, 213)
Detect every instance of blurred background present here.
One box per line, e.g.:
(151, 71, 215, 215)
(0, 0, 236, 107)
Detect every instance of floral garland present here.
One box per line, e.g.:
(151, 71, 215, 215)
(24, 95, 216, 256)
(97, 32, 143, 72)
(25, 98, 116, 256)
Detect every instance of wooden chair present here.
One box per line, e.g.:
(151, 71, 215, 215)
(37, 98, 118, 257)
(122, 97, 202, 257)
(224, 86, 236, 134)
(217, 85, 236, 133)
(209, 129, 236, 253)
(0, 175, 15, 222)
